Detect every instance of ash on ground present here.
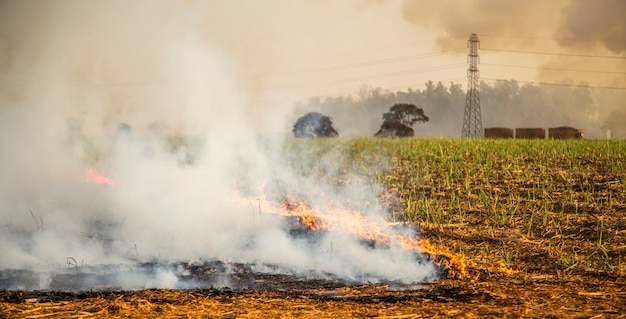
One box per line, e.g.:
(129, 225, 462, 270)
(0, 259, 439, 292)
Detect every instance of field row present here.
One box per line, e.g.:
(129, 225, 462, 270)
(284, 138, 626, 277)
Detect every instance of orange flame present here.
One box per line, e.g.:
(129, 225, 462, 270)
(276, 196, 477, 277)
(280, 195, 390, 244)
(234, 191, 516, 279)
(397, 236, 471, 279)
(83, 167, 114, 185)
(281, 196, 328, 231)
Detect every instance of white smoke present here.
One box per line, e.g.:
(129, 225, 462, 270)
(0, 0, 437, 291)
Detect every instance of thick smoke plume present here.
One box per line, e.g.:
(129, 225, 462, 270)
(0, 1, 436, 290)
(555, 0, 626, 54)
(401, 0, 565, 50)
(400, 0, 626, 54)
(400, 0, 626, 86)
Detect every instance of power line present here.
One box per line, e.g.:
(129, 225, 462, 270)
(481, 78, 626, 91)
(384, 77, 467, 92)
(350, 63, 466, 79)
(479, 34, 554, 41)
(1, 61, 466, 92)
(482, 63, 626, 75)
(253, 63, 467, 90)
(251, 48, 466, 77)
(340, 40, 464, 55)
(482, 48, 626, 59)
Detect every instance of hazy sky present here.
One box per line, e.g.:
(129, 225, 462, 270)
(0, 0, 624, 131)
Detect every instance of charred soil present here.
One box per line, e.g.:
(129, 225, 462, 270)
(1, 275, 624, 318)
(2, 139, 626, 318)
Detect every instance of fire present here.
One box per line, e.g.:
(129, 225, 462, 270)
(281, 196, 328, 231)
(82, 167, 114, 185)
(280, 194, 390, 244)
(398, 237, 472, 279)
(277, 195, 481, 278)
(236, 192, 517, 280)
(269, 192, 516, 279)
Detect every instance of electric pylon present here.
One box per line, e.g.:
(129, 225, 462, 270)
(461, 33, 483, 138)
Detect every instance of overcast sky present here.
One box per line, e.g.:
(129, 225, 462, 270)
(0, 0, 624, 131)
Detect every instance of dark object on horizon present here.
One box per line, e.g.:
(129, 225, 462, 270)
(548, 126, 584, 139)
(484, 127, 514, 139)
(148, 121, 170, 136)
(515, 128, 545, 139)
(117, 123, 133, 135)
(292, 112, 339, 138)
(485, 126, 583, 139)
(67, 118, 83, 133)
(375, 103, 429, 138)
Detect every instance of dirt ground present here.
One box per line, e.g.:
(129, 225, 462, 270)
(2, 141, 626, 318)
(2, 202, 626, 318)
(1, 274, 624, 318)
(2, 242, 624, 319)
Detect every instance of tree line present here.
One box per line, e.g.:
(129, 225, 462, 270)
(293, 103, 429, 138)
(292, 80, 626, 139)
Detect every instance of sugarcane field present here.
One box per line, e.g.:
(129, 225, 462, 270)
(2, 138, 625, 318)
(2, 1, 626, 318)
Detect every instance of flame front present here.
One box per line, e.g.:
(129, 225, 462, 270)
(83, 167, 114, 185)
(398, 236, 471, 279)
(269, 197, 516, 279)
(281, 196, 328, 231)
(237, 192, 516, 280)
(280, 194, 390, 244)
(280, 198, 477, 278)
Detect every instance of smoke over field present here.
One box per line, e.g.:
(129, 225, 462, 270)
(0, 1, 438, 291)
(1, 0, 624, 291)
(401, 0, 626, 72)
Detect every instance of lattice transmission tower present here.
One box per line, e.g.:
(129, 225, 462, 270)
(461, 33, 483, 138)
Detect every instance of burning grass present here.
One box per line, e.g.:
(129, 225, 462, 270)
(2, 138, 626, 317)
(81, 168, 114, 185)
(276, 193, 515, 279)
(282, 138, 626, 278)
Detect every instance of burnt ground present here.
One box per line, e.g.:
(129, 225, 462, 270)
(0, 274, 624, 318)
(1, 204, 626, 318)
(1, 251, 624, 318)
(0, 261, 360, 292)
(2, 142, 626, 318)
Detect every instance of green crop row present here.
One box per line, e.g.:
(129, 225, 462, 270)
(282, 138, 626, 277)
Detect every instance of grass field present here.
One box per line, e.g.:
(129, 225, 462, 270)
(2, 138, 625, 318)
(292, 138, 626, 277)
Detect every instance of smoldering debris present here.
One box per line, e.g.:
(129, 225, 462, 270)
(0, 1, 444, 292)
(0, 256, 444, 292)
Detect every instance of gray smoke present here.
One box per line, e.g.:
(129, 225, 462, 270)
(400, 0, 626, 54)
(400, 0, 566, 50)
(399, 0, 626, 85)
(396, 0, 625, 138)
(555, 0, 626, 54)
(0, 0, 437, 291)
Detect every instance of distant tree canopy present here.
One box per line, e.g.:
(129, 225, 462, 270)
(117, 123, 133, 135)
(294, 79, 622, 139)
(292, 112, 339, 138)
(383, 103, 429, 126)
(375, 103, 429, 138)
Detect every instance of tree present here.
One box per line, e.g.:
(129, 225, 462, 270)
(292, 112, 339, 138)
(375, 121, 414, 138)
(375, 104, 429, 137)
(382, 103, 429, 127)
